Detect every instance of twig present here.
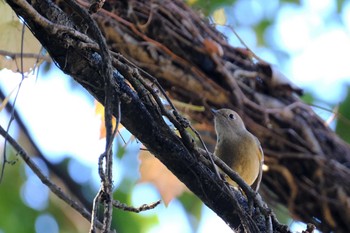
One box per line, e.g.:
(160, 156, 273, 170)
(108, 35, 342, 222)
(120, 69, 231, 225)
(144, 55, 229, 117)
(112, 52, 223, 193)
(217, 156, 273, 232)
(11, 0, 96, 45)
(101, 51, 222, 189)
(88, 0, 105, 13)
(198, 148, 273, 232)
(90, 188, 103, 233)
(0, 50, 51, 62)
(172, 111, 221, 183)
(0, 125, 103, 230)
(0, 25, 27, 183)
(0, 87, 93, 210)
(61, 0, 115, 231)
(112, 200, 161, 213)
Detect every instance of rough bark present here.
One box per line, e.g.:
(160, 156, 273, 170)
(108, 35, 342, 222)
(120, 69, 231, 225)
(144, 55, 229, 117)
(5, 0, 350, 232)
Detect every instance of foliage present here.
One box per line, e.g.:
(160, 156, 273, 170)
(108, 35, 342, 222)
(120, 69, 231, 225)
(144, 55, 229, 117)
(0, 152, 38, 233)
(187, 0, 236, 15)
(0, 1, 42, 72)
(336, 86, 350, 143)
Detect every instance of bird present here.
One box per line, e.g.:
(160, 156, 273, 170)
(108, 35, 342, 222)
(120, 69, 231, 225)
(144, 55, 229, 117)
(211, 108, 264, 191)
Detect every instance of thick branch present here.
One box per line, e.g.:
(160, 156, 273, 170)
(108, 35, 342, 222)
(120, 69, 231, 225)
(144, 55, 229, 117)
(4, 0, 281, 231)
(5, 0, 350, 232)
(83, 1, 350, 232)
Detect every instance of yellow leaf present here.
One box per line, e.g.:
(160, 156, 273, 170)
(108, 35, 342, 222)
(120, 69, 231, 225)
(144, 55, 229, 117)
(95, 100, 123, 139)
(186, 0, 198, 6)
(0, 85, 17, 112)
(212, 8, 226, 25)
(138, 149, 187, 206)
(0, 2, 43, 72)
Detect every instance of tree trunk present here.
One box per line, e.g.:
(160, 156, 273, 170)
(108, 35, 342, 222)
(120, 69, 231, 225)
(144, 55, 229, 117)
(5, 0, 350, 232)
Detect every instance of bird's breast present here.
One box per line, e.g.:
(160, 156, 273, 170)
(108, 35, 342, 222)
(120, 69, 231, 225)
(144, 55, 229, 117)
(214, 133, 260, 185)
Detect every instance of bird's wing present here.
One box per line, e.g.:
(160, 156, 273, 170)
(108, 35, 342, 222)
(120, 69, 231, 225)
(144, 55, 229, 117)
(251, 138, 264, 191)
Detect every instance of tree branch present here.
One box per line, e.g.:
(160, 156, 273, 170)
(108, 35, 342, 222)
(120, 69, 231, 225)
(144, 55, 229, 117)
(0, 125, 103, 230)
(0, 87, 94, 211)
(5, 0, 349, 232)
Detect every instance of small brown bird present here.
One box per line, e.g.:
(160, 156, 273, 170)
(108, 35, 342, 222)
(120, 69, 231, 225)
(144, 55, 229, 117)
(211, 108, 264, 191)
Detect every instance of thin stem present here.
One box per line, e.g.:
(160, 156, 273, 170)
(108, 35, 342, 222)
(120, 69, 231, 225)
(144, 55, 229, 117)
(0, 125, 103, 230)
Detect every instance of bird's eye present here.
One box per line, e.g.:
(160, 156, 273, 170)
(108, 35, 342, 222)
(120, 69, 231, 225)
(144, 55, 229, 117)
(228, 113, 234, 119)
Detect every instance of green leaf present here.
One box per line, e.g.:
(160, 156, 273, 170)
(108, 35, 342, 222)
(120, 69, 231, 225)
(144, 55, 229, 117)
(336, 86, 350, 143)
(113, 189, 158, 232)
(0, 157, 38, 233)
(187, 0, 237, 15)
(254, 19, 273, 46)
(178, 192, 203, 231)
(300, 92, 315, 105)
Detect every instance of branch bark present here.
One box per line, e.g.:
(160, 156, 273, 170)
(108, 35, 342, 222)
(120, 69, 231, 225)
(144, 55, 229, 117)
(4, 0, 350, 232)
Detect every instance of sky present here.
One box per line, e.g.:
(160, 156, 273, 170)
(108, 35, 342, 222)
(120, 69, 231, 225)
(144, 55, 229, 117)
(1, 0, 349, 232)
(223, 0, 350, 105)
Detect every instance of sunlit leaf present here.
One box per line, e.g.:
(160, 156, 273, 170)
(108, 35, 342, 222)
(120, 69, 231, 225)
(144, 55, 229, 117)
(212, 8, 226, 25)
(0, 2, 43, 72)
(138, 149, 187, 206)
(95, 100, 124, 139)
(0, 85, 17, 112)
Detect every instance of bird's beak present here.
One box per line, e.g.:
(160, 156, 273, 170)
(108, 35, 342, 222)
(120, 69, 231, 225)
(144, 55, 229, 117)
(211, 108, 218, 115)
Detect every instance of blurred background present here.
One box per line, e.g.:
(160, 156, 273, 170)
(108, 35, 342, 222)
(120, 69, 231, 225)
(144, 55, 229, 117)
(1, 0, 350, 232)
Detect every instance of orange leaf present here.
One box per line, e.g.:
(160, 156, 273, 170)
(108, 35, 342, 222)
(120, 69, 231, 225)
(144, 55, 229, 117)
(138, 149, 187, 206)
(95, 100, 123, 138)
